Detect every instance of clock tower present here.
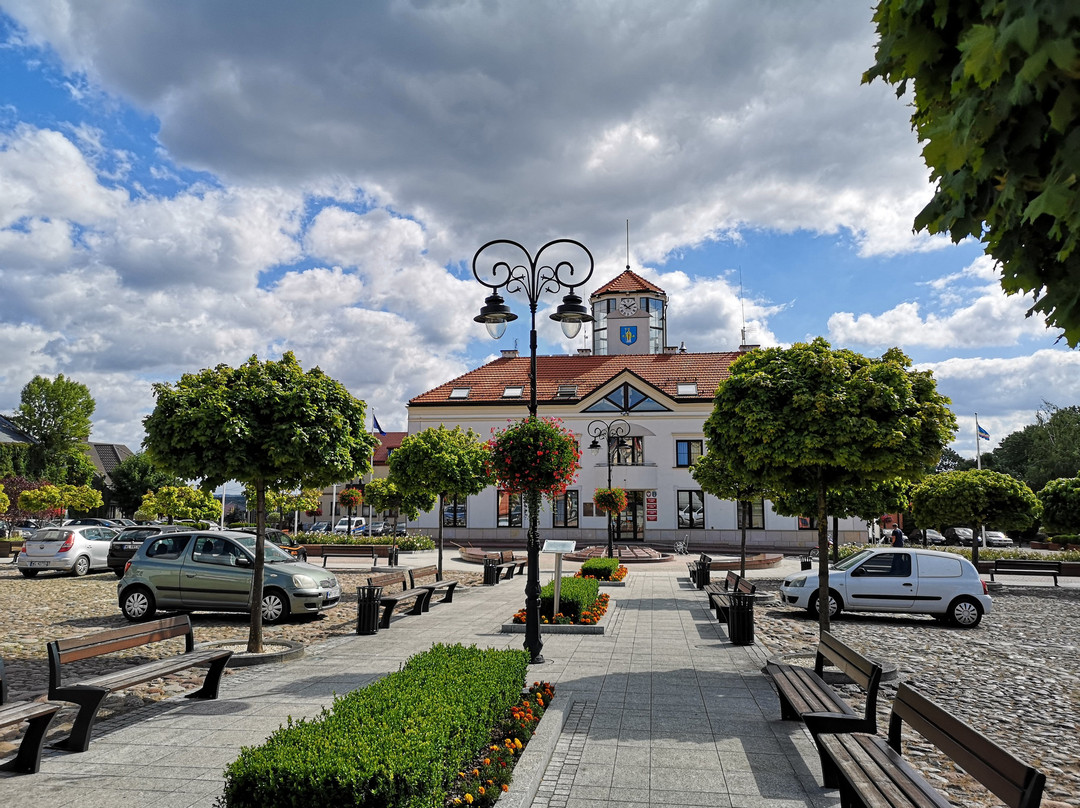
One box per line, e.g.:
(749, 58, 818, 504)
(588, 269, 667, 356)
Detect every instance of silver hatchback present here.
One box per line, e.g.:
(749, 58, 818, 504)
(17, 525, 119, 577)
(118, 530, 341, 623)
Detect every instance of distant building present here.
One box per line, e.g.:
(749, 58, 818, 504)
(403, 269, 865, 551)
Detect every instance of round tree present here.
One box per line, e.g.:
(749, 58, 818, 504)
(143, 352, 376, 652)
(704, 338, 956, 631)
(1037, 477, 1080, 536)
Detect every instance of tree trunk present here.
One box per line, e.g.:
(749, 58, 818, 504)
(247, 482, 266, 654)
(817, 478, 830, 635)
(831, 514, 839, 562)
(971, 521, 981, 567)
(437, 494, 445, 576)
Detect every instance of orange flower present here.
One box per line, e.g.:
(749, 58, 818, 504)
(502, 784, 510, 792)
(478, 786, 486, 795)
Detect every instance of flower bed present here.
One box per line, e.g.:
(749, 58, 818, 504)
(574, 557, 628, 582)
(449, 681, 555, 807)
(512, 592, 611, 626)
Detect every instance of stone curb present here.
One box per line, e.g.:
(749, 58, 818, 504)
(498, 690, 574, 808)
(202, 639, 306, 667)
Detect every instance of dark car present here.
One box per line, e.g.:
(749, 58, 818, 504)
(911, 528, 945, 545)
(944, 527, 974, 545)
(66, 517, 124, 528)
(239, 528, 308, 562)
(108, 525, 189, 576)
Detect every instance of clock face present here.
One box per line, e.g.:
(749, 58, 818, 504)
(618, 297, 638, 316)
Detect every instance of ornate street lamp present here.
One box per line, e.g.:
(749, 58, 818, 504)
(588, 418, 631, 559)
(473, 238, 594, 664)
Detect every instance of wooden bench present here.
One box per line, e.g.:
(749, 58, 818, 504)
(990, 558, 1062, 585)
(47, 615, 232, 752)
(818, 682, 1045, 808)
(499, 550, 528, 579)
(408, 564, 458, 609)
(320, 544, 393, 567)
(367, 571, 431, 628)
(688, 553, 711, 585)
(705, 571, 756, 623)
(764, 631, 883, 773)
(0, 657, 61, 773)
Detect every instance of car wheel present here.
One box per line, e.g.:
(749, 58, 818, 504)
(19, 569, 39, 578)
(72, 555, 91, 576)
(113, 568, 125, 578)
(807, 590, 842, 620)
(948, 596, 982, 628)
(121, 586, 156, 621)
(262, 590, 289, 624)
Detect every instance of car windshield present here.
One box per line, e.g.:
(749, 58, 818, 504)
(831, 549, 876, 571)
(230, 533, 296, 563)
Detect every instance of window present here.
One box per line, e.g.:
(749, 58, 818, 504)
(553, 490, 579, 528)
(798, 516, 818, 530)
(737, 498, 765, 530)
(585, 382, 670, 413)
(555, 384, 578, 398)
(855, 552, 912, 577)
(449, 387, 470, 399)
(611, 436, 644, 466)
(677, 490, 704, 529)
(675, 439, 702, 467)
(497, 491, 523, 528)
(502, 386, 523, 398)
(676, 382, 697, 396)
(442, 495, 467, 527)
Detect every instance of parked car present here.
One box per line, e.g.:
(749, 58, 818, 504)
(307, 521, 332, 533)
(778, 547, 992, 627)
(944, 527, 974, 545)
(355, 522, 386, 537)
(65, 517, 124, 528)
(984, 530, 1015, 548)
(16, 525, 120, 577)
(238, 528, 308, 561)
(910, 528, 946, 545)
(118, 530, 341, 623)
(333, 516, 366, 534)
(107, 524, 189, 576)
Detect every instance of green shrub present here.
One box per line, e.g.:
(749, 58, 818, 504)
(222, 644, 529, 808)
(579, 558, 620, 580)
(540, 576, 599, 620)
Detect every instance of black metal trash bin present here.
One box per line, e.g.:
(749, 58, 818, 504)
(388, 546, 400, 567)
(727, 591, 755, 645)
(800, 554, 813, 571)
(483, 558, 500, 586)
(696, 561, 711, 588)
(356, 585, 383, 635)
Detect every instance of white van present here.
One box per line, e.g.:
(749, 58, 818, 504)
(333, 516, 366, 534)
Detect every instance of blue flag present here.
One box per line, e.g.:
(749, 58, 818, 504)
(977, 424, 990, 441)
(373, 415, 387, 436)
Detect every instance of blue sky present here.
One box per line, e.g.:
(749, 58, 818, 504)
(1, 1, 1075, 459)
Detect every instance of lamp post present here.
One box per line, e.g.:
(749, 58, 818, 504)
(587, 418, 630, 559)
(473, 238, 594, 665)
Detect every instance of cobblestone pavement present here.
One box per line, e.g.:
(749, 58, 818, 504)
(1, 561, 1077, 807)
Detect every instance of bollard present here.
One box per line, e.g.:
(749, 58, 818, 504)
(356, 585, 383, 635)
(727, 591, 755, 645)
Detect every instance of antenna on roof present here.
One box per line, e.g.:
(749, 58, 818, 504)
(739, 264, 747, 346)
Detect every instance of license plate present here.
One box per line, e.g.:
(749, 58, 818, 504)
(326, 586, 341, 600)
(30, 561, 50, 568)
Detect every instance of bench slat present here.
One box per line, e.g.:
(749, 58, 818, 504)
(73, 649, 232, 691)
(820, 732, 948, 808)
(53, 616, 192, 662)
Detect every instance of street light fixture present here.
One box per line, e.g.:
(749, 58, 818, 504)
(473, 238, 595, 664)
(588, 418, 631, 559)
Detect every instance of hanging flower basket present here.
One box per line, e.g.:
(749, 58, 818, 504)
(487, 416, 581, 497)
(593, 487, 627, 515)
(338, 488, 363, 509)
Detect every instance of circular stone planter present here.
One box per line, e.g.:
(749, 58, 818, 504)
(202, 639, 305, 667)
(765, 651, 899, 683)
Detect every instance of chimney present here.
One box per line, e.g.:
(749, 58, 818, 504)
(576, 348, 592, 356)
(501, 349, 519, 359)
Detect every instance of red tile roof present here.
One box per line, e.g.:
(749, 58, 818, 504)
(409, 351, 742, 406)
(373, 432, 406, 464)
(590, 269, 666, 298)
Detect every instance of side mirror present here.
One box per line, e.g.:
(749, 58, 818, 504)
(235, 555, 252, 568)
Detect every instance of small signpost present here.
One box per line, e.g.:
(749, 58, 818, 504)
(542, 540, 577, 616)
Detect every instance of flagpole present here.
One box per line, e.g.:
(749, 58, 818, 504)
(975, 412, 982, 470)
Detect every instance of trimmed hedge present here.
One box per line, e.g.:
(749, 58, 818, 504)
(221, 644, 529, 808)
(579, 557, 620, 580)
(539, 576, 599, 620)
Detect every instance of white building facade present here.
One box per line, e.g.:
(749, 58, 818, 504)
(406, 270, 867, 552)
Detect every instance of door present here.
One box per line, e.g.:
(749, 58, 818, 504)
(841, 551, 916, 610)
(614, 491, 645, 541)
(181, 536, 253, 609)
(85, 528, 116, 569)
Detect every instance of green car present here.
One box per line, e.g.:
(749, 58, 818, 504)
(117, 530, 341, 623)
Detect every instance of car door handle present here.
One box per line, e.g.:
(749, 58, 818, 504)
(903, 582, 913, 587)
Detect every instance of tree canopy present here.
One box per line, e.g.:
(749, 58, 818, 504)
(364, 477, 435, 530)
(1036, 476, 1080, 535)
(865, 1, 1080, 343)
(690, 451, 770, 575)
(11, 374, 96, 483)
(18, 483, 103, 518)
(110, 453, 181, 517)
(143, 352, 376, 651)
(704, 338, 956, 630)
(989, 403, 1080, 490)
(911, 469, 1041, 564)
(141, 485, 222, 524)
(389, 425, 491, 573)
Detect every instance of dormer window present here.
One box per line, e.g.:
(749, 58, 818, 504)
(555, 384, 578, 398)
(502, 386, 524, 398)
(449, 387, 470, 399)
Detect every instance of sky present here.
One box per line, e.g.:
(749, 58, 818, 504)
(1, 0, 1076, 461)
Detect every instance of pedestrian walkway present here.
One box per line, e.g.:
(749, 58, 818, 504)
(1, 560, 835, 808)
